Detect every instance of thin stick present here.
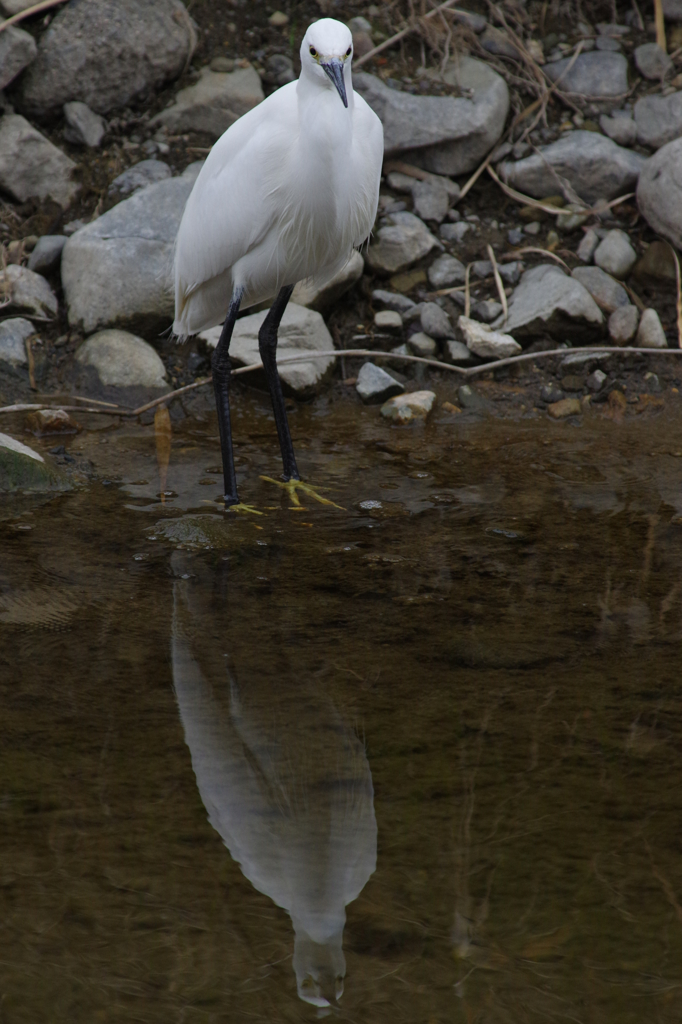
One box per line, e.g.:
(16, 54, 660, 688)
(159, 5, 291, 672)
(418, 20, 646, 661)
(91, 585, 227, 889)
(3, 346, 682, 419)
(655, 0, 667, 52)
(464, 263, 472, 318)
(501, 246, 571, 271)
(0, 0, 65, 33)
(354, 0, 462, 67)
(487, 162, 633, 218)
(487, 243, 508, 324)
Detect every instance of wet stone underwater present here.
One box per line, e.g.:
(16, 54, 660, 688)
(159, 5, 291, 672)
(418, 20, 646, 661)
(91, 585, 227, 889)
(3, 388, 682, 1023)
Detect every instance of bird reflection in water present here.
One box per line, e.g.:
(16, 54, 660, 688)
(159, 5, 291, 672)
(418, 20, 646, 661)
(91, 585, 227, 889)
(171, 569, 377, 1009)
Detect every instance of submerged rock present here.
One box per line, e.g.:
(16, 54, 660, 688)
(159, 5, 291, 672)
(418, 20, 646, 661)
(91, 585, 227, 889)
(0, 433, 69, 493)
(381, 390, 436, 422)
(201, 303, 335, 397)
(354, 56, 509, 176)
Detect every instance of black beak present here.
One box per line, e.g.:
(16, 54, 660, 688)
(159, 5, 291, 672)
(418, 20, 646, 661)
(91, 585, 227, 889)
(322, 59, 348, 108)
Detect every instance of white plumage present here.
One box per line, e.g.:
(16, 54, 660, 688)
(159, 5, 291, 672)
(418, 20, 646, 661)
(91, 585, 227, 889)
(173, 18, 384, 337)
(171, 573, 377, 1008)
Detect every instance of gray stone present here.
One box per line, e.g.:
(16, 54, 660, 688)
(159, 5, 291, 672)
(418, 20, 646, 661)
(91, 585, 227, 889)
(634, 92, 682, 150)
(445, 339, 475, 364)
(420, 302, 454, 339)
(27, 235, 67, 274)
(457, 383, 488, 410)
(374, 309, 403, 331)
(372, 289, 416, 313)
(62, 167, 198, 333)
(472, 299, 503, 323)
(63, 101, 106, 147)
(636, 307, 668, 348)
(440, 221, 471, 243)
(109, 159, 172, 196)
(608, 304, 639, 344)
(593, 229, 637, 278)
(495, 264, 604, 339)
(499, 131, 645, 204)
(150, 64, 264, 138)
(3, 265, 58, 318)
(265, 53, 295, 86)
(498, 261, 523, 285)
(19, 0, 197, 118)
(356, 362, 404, 403)
(0, 25, 36, 90)
(634, 43, 673, 80)
(572, 265, 629, 313)
(599, 111, 637, 147)
(386, 171, 416, 193)
(0, 317, 34, 368)
(458, 315, 521, 358)
(577, 228, 599, 262)
(663, 0, 682, 18)
(0, 114, 79, 208)
(408, 332, 438, 356)
(381, 390, 435, 422)
(637, 138, 682, 249)
(366, 211, 440, 274)
(524, 221, 541, 236)
(292, 251, 364, 312)
(586, 368, 607, 391)
(427, 253, 466, 288)
(201, 303, 336, 396)
(472, 259, 492, 279)
(595, 36, 621, 51)
(543, 51, 628, 97)
(354, 56, 509, 176)
(507, 227, 524, 246)
(411, 179, 449, 222)
(480, 26, 519, 58)
(76, 330, 168, 387)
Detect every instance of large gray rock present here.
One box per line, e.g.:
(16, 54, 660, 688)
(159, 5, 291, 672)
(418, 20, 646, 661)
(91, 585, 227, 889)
(499, 131, 645, 204)
(354, 56, 509, 176)
(0, 114, 79, 208)
(571, 266, 629, 313)
(19, 0, 197, 118)
(76, 330, 168, 387)
(151, 64, 264, 138)
(634, 43, 673, 80)
(63, 101, 106, 147)
(365, 212, 439, 274)
(0, 25, 36, 90)
(3, 265, 58, 317)
(109, 159, 171, 196)
(543, 51, 628, 97)
(62, 165, 198, 334)
(291, 251, 364, 311)
(637, 138, 682, 250)
(201, 303, 336, 396)
(0, 317, 34, 368)
(494, 264, 604, 340)
(634, 91, 682, 150)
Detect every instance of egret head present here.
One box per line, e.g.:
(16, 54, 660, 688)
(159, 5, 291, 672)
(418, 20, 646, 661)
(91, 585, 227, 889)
(292, 918, 346, 1008)
(300, 18, 353, 108)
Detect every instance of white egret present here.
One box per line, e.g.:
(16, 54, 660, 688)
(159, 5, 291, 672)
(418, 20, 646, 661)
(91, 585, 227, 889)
(171, 569, 377, 1008)
(173, 18, 384, 508)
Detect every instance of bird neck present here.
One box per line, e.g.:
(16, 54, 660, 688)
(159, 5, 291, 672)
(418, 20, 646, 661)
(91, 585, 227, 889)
(296, 65, 355, 145)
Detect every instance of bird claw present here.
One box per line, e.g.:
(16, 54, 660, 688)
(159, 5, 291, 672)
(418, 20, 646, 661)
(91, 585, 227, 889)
(260, 476, 344, 510)
(225, 502, 264, 515)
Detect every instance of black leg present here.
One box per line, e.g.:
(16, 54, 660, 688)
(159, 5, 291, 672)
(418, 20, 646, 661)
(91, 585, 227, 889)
(212, 289, 243, 506)
(258, 284, 300, 482)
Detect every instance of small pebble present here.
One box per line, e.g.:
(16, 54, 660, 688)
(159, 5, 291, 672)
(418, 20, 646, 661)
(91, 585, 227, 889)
(408, 332, 438, 357)
(547, 397, 582, 418)
(608, 304, 639, 345)
(586, 368, 607, 391)
(381, 390, 436, 422)
(524, 221, 541, 236)
(577, 228, 599, 263)
(636, 308, 668, 349)
(374, 309, 403, 332)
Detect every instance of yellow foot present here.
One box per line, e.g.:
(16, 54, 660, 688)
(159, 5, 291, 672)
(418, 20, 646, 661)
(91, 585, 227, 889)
(225, 502, 264, 515)
(260, 476, 344, 510)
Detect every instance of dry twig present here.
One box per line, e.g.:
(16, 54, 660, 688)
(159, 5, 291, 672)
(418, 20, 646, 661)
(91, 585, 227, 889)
(487, 243, 508, 324)
(354, 0, 463, 68)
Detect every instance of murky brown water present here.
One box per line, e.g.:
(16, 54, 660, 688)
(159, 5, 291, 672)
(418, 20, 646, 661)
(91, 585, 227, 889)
(3, 388, 682, 1022)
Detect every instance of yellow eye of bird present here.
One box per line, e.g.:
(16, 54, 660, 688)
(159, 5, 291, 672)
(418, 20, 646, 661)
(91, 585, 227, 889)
(309, 46, 317, 56)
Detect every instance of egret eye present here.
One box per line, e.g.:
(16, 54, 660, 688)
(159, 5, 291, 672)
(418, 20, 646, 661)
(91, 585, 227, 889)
(345, 46, 352, 56)
(309, 46, 317, 57)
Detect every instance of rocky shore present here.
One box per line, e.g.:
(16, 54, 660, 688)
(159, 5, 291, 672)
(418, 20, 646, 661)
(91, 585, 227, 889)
(3, 0, 682, 487)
